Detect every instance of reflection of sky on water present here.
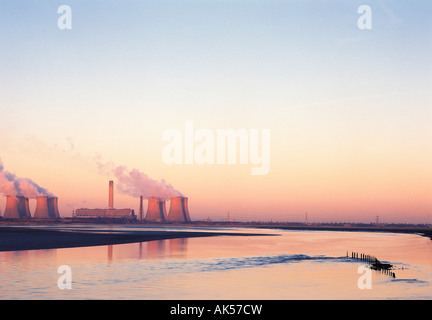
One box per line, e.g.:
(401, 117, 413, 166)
(1, 228, 431, 299)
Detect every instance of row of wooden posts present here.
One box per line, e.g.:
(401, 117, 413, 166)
(348, 251, 396, 278)
(348, 251, 377, 263)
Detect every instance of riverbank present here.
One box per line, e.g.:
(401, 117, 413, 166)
(187, 221, 432, 240)
(0, 220, 430, 252)
(0, 225, 268, 252)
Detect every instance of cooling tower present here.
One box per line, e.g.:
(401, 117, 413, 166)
(183, 197, 191, 221)
(168, 197, 190, 221)
(17, 196, 31, 219)
(4, 196, 32, 219)
(146, 197, 167, 222)
(47, 197, 60, 219)
(109, 180, 114, 209)
(3, 195, 20, 219)
(34, 196, 51, 219)
(160, 200, 167, 221)
(53, 197, 60, 218)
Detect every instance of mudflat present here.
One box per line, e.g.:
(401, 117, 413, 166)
(0, 226, 265, 252)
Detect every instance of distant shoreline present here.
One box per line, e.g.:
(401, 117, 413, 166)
(1, 218, 430, 237)
(258, 225, 432, 241)
(0, 219, 430, 252)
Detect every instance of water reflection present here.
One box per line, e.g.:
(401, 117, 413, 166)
(1, 229, 431, 300)
(105, 238, 188, 262)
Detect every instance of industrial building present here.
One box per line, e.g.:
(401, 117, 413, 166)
(75, 181, 136, 220)
(74, 208, 135, 219)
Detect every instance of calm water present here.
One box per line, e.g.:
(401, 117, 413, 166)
(0, 225, 431, 299)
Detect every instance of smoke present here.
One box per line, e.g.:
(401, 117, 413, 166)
(96, 158, 183, 200)
(115, 166, 183, 200)
(0, 158, 54, 198)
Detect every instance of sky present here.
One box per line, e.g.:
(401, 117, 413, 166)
(0, 0, 431, 223)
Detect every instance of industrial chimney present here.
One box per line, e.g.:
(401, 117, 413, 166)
(139, 195, 144, 221)
(34, 196, 51, 219)
(3, 195, 20, 219)
(146, 197, 167, 222)
(168, 197, 190, 222)
(47, 197, 60, 219)
(109, 180, 114, 209)
(17, 196, 31, 219)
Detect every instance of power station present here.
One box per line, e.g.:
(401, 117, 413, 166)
(75, 180, 135, 219)
(1, 180, 191, 223)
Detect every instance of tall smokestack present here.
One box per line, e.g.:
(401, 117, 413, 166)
(34, 196, 51, 219)
(146, 197, 167, 222)
(3, 195, 20, 219)
(139, 195, 144, 221)
(47, 197, 60, 219)
(109, 180, 114, 209)
(17, 196, 31, 219)
(168, 197, 191, 222)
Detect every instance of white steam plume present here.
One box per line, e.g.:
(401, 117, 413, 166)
(96, 158, 183, 200)
(0, 158, 54, 198)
